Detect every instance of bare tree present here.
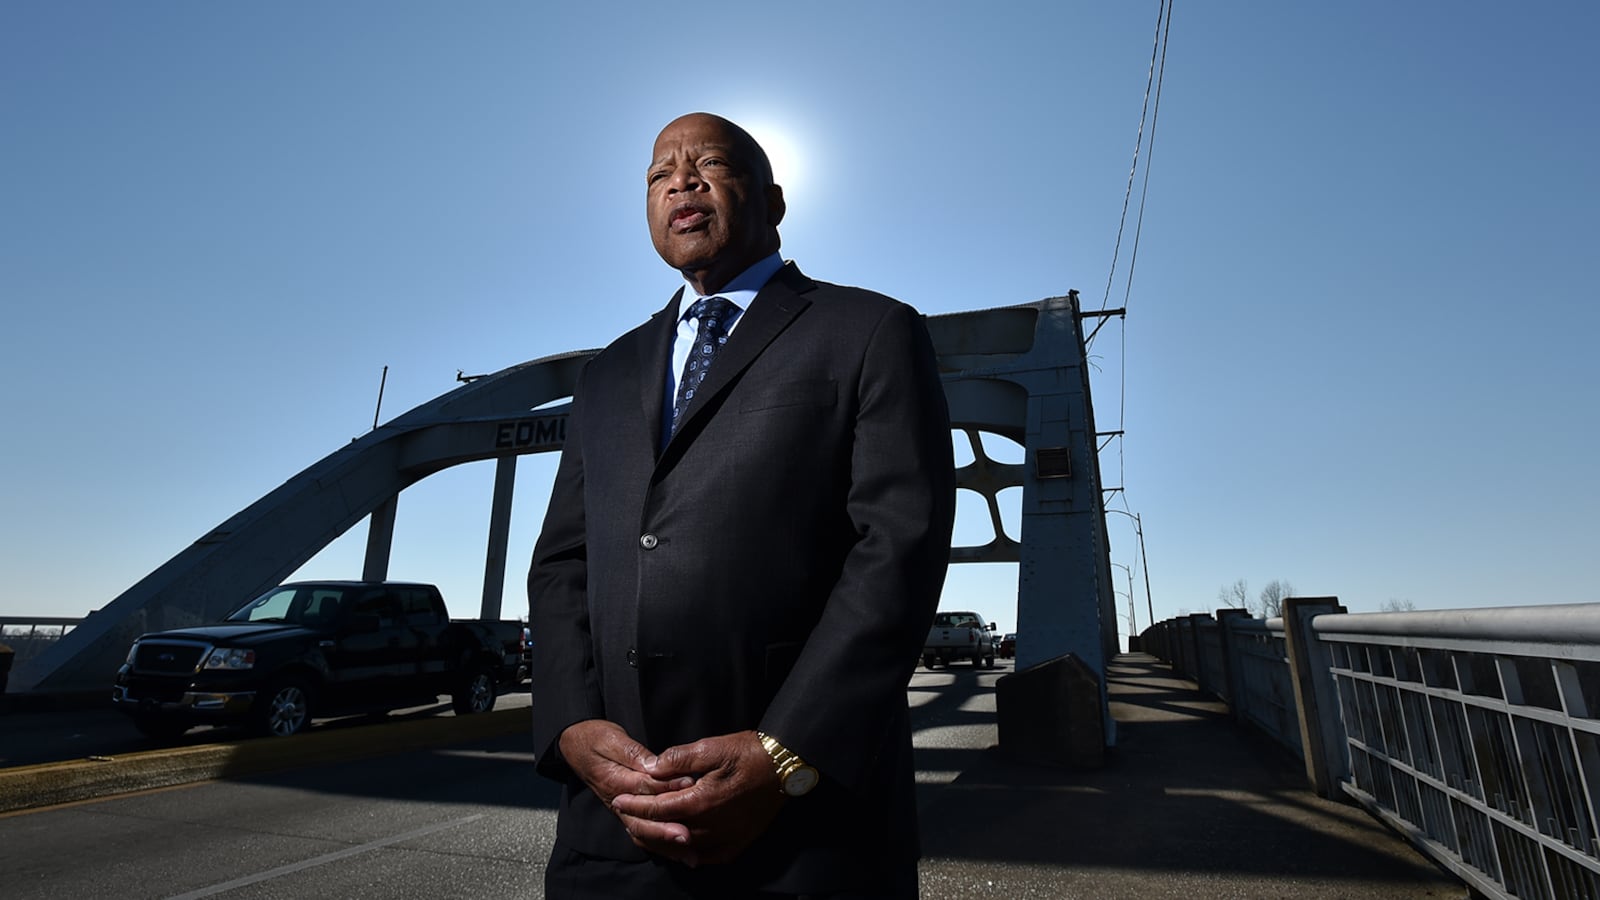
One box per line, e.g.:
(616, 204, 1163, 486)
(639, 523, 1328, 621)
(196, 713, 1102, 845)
(1254, 579, 1295, 618)
(1379, 598, 1417, 613)
(1216, 578, 1249, 611)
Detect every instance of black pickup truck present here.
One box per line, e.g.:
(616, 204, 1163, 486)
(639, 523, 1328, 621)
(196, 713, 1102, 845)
(111, 580, 526, 739)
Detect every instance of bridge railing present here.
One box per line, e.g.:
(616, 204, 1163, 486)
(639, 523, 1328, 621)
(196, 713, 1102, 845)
(0, 618, 82, 668)
(1141, 600, 1600, 900)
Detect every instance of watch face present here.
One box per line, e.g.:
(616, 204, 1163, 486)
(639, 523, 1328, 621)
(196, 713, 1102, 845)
(783, 765, 820, 797)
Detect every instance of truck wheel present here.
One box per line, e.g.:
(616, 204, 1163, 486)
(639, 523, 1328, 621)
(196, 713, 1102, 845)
(922, 655, 936, 669)
(252, 678, 313, 737)
(133, 716, 189, 741)
(452, 667, 497, 715)
(972, 654, 985, 667)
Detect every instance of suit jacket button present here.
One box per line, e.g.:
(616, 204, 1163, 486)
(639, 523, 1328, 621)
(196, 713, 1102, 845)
(639, 533, 659, 550)
(626, 648, 639, 667)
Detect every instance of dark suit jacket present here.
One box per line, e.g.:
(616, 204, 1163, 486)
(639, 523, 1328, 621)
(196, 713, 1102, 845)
(527, 262, 956, 893)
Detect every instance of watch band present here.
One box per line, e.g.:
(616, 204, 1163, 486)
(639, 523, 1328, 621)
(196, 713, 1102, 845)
(755, 731, 820, 797)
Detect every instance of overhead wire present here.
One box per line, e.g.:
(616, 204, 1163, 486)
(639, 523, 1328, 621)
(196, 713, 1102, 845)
(1098, 0, 1169, 318)
(1119, 0, 1174, 317)
(1097, 0, 1173, 514)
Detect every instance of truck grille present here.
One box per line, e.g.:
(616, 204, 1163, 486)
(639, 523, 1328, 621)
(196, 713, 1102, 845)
(133, 640, 209, 674)
(120, 675, 188, 703)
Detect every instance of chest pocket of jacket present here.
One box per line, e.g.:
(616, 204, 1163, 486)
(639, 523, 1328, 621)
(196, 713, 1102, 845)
(738, 379, 837, 412)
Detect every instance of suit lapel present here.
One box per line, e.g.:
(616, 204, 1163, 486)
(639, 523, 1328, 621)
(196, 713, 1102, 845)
(666, 263, 816, 449)
(637, 288, 684, 457)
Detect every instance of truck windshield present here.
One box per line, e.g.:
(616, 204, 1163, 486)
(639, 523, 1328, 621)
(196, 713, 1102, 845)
(226, 586, 345, 625)
(935, 613, 980, 628)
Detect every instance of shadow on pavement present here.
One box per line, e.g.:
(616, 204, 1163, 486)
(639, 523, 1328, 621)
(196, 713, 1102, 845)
(915, 655, 1465, 897)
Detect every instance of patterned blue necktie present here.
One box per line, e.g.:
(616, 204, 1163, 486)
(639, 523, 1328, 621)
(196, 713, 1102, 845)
(671, 296, 735, 434)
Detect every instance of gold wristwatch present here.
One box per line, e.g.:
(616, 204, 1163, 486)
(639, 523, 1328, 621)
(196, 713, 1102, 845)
(756, 731, 820, 797)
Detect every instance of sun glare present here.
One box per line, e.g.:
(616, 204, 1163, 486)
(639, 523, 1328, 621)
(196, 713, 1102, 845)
(744, 122, 803, 195)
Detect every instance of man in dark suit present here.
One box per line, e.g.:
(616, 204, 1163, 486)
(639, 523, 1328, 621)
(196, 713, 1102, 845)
(528, 112, 955, 899)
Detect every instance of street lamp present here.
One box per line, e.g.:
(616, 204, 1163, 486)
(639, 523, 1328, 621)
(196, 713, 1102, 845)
(1110, 562, 1137, 637)
(1105, 508, 1155, 628)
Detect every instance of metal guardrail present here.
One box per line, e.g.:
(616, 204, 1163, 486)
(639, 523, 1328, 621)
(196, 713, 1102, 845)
(1223, 614, 1304, 759)
(1142, 601, 1600, 900)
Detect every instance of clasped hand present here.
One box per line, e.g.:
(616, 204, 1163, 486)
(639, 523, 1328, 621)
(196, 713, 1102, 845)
(558, 720, 785, 867)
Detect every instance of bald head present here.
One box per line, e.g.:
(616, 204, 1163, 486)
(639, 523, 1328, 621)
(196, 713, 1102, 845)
(646, 113, 786, 295)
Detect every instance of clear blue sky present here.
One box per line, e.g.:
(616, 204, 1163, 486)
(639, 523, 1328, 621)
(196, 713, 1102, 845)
(3, 3, 1596, 640)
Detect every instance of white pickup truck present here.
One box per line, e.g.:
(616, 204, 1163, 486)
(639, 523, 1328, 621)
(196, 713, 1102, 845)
(922, 610, 996, 669)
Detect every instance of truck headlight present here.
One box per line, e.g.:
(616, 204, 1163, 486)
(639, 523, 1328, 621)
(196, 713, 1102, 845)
(203, 648, 256, 670)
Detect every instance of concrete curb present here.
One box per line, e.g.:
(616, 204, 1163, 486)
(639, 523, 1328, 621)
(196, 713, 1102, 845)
(0, 707, 529, 814)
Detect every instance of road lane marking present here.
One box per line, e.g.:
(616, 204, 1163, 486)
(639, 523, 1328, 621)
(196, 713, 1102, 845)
(164, 813, 486, 899)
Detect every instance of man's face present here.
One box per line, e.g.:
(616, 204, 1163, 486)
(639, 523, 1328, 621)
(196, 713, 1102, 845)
(647, 114, 783, 292)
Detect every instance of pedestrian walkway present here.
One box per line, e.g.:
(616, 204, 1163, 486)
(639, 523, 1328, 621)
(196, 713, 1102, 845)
(914, 653, 1467, 899)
